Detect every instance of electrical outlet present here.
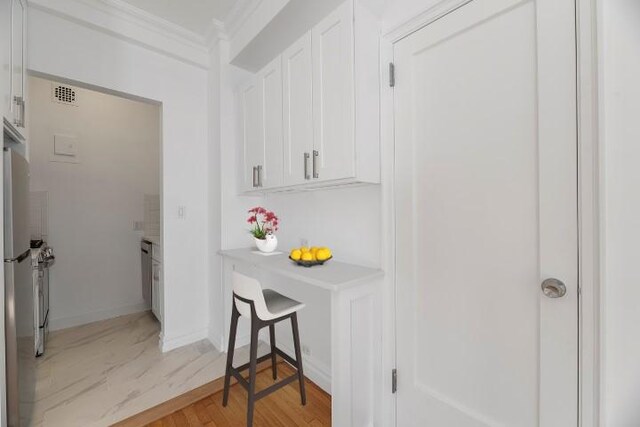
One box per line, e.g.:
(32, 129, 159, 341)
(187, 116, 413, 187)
(302, 344, 311, 357)
(178, 205, 186, 219)
(300, 238, 309, 247)
(133, 221, 144, 231)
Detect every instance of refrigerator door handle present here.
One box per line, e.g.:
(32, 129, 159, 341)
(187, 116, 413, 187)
(4, 249, 30, 263)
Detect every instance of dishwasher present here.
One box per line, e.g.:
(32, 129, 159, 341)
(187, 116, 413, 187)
(141, 240, 152, 307)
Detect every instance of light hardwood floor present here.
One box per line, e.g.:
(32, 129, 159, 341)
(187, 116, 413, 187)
(142, 362, 331, 426)
(25, 311, 257, 427)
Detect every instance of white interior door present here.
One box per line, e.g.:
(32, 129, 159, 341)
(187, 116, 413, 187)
(393, 0, 578, 425)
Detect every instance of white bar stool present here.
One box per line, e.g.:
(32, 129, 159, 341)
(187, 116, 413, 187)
(222, 272, 307, 426)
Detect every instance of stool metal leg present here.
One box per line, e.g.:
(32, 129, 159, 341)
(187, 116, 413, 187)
(291, 312, 307, 405)
(247, 318, 260, 426)
(269, 324, 277, 380)
(222, 304, 239, 407)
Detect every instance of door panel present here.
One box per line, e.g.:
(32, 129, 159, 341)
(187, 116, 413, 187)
(10, 0, 24, 127)
(257, 56, 284, 188)
(283, 33, 313, 186)
(312, 2, 355, 181)
(394, 0, 577, 425)
(240, 78, 261, 191)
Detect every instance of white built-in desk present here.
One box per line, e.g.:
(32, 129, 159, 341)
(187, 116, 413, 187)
(218, 248, 383, 426)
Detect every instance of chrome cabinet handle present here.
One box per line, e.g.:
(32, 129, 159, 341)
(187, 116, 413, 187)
(252, 166, 257, 188)
(313, 150, 319, 179)
(257, 165, 263, 187)
(304, 153, 310, 180)
(541, 278, 567, 298)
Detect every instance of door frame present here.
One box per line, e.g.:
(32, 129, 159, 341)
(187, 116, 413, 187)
(377, 0, 601, 425)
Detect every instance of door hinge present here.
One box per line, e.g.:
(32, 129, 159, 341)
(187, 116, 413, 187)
(389, 63, 395, 88)
(392, 368, 397, 393)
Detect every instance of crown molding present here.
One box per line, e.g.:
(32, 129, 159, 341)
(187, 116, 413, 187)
(90, 0, 206, 45)
(28, 0, 229, 68)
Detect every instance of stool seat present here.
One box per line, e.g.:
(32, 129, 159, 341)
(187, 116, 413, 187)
(262, 289, 305, 320)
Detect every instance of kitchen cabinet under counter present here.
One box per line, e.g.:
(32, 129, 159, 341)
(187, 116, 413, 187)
(219, 248, 383, 426)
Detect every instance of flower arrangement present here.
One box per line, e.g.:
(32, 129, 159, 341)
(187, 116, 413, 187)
(247, 207, 279, 240)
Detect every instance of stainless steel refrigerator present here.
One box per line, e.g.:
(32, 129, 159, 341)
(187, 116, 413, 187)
(4, 147, 33, 427)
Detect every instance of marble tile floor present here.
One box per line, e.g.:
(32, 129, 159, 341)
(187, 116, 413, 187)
(23, 311, 256, 427)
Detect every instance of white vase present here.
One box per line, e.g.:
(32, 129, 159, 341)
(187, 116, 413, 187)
(255, 234, 278, 253)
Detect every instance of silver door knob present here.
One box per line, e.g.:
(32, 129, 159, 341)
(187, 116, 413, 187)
(541, 278, 567, 298)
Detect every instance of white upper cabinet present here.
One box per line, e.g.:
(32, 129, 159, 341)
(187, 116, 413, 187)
(11, 0, 25, 125)
(312, 2, 355, 182)
(1, 0, 26, 141)
(0, 0, 10, 120)
(237, 0, 380, 193)
(257, 56, 284, 189)
(239, 77, 262, 192)
(282, 32, 313, 186)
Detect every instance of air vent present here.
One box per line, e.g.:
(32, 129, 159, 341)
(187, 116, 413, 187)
(51, 84, 78, 106)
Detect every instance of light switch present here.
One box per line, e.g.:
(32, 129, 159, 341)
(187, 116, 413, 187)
(178, 206, 186, 219)
(54, 134, 78, 157)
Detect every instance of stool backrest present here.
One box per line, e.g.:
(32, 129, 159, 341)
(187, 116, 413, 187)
(232, 272, 269, 320)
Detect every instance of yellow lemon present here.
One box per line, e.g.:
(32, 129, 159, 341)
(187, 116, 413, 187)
(301, 252, 313, 262)
(290, 249, 302, 261)
(316, 249, 330, 261)
(321, 247, 332, 258)
(311, 246, 319, 256)
(300, 246, 310, 253)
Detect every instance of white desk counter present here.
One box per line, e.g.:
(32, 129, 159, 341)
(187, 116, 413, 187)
(218, 248, 383, 292)
(219, 248, 384, 426)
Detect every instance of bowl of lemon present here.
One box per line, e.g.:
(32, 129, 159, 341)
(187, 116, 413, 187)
(289, 246, 332, 267)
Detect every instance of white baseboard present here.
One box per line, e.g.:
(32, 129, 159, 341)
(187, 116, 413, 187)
(208, 332, 224, 353)
(276, 341, 331, 394)
(160, 327, 210, 352)
(215, 332, 252, 354)
(49, 301, 150, 331)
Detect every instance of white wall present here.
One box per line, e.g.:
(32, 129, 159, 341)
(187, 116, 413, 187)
(601, 0, 640, 425)
(27, 76, 160, 330)
(27, 6, 211, 351)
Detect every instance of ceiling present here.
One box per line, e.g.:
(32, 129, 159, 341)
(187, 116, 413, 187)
(119, 0, 236, 37)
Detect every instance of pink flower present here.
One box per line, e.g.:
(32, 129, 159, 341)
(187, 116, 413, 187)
(247, 207, 280, 237)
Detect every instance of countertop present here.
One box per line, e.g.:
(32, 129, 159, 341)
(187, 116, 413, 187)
(218, 248, 384, 292)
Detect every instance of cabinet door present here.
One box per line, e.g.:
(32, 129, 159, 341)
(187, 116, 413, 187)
(10, 0, 24, 128)
(151, 262, 158, 315)
(256, 56, 284, 189)
(283, 33, 313, 186)
(239, 77, 262, 192)
(312, 2, 355, 182)
(157, 263, 163, 323)
(152, 261, 161, 322)
(1, 0, 11, 119)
